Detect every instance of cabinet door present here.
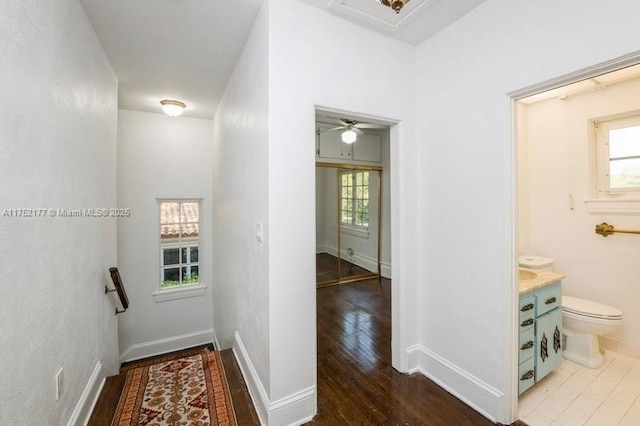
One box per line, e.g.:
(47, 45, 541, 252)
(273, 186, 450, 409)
(352, 133, 381, 163)
(318, 130, 352, 160)
(535, 308, 563, 381)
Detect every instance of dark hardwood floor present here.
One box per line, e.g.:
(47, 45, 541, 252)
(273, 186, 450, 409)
(308, 278, 496, 425)
(316, 252, 372, 284)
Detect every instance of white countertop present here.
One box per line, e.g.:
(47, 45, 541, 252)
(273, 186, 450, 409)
(519, 268, 565, 295)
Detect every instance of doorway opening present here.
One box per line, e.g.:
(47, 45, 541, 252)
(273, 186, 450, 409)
(510, 56, 640, 425)
(314, 111, 393, 287)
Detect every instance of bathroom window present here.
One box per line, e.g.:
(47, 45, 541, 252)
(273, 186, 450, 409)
(159, 200, 200, 289)
(591, 112, 640, 196)
(340, 170, 369, 229)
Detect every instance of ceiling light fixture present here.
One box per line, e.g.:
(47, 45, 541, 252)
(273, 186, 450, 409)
(379, 0, 409, 13)
(341, 128, 357, 144)
(160, 99, 186, 117)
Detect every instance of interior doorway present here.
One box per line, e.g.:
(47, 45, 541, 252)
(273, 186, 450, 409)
(509, 55, 640, 425)
(314, 112, 392, 287)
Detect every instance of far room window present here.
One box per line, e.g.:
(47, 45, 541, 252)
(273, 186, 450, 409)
(593, 112, 640, 196)
(160, 201, 200, 288)
(341, 170, 369, 229)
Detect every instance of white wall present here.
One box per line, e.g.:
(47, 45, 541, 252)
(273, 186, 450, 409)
(519, 78, 640, 354)
(117, 109, 214, 361)
(416, 0, 640, 422)
(212, 0, 272, 417)
(0, 0, 119, 423)
(267, 0, 418, 423)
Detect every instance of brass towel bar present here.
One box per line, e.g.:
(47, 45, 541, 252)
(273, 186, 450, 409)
(595, 222, 640, 238)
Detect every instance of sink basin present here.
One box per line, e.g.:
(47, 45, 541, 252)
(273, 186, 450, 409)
(519, 270, 537, 281)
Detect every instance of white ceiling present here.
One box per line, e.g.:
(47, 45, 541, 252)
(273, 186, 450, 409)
(300, 0, 485, 44)
(80, 0, 484, 120)
(80, 0, 263, 119)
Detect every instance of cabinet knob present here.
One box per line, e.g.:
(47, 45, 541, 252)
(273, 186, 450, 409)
(545, 297, 557, 305)
(521, 303, 534, 312)
(520, 341, 534, 350)
(520, 318, 534, 327)
(520, 370, 534, 381)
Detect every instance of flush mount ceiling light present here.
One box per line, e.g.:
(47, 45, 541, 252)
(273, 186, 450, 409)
(379, 0, 410, 13)
(341, 127, 357, 144)
(160, 99, 186, 117)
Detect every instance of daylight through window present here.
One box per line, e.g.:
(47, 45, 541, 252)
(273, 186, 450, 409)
(159, 201, 200, 288)
(593, 113, 640, 195)
(341, 170, 369, 229)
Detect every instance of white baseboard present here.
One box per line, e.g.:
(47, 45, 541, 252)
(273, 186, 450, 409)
(212, 327, 222, 351)
(233, 332, 316, 425)
(67, 361, 104, 426)
(406, 344, 502, 423)
(381, 261, 391, 279)
(322, 246, 381, 274)
(600, 336, 640, 360)
(119, 329, 214, 363)
(232, 332, 269, 423)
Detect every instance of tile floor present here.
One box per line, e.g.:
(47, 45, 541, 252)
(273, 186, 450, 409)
(519, 351, 640, 425)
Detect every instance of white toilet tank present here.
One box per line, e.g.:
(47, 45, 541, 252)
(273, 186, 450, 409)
(519, 255, 554, 272)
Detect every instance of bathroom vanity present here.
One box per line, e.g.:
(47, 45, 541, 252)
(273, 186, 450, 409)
(518, 269, 565, 394)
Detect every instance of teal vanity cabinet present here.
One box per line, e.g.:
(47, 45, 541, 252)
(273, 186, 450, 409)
(518, 282, 562, 394)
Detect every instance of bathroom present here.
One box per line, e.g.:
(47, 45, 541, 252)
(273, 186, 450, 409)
(516, 65, 640, 425)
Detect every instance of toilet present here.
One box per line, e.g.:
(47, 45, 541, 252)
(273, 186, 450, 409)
(518, 255, 624, 369)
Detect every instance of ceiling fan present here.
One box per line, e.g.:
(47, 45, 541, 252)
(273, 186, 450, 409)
(319, 118, 387, 144)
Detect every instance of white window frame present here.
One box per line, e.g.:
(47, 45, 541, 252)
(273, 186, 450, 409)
(586, 111, 640, 214)
(340, 170, 370, 230)
(153, 199, 206, 302)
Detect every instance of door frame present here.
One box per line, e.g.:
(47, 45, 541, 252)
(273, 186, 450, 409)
(314, 105, 403, 368)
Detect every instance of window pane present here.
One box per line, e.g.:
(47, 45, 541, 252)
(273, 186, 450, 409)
(163, 248, 180, 265)
(163, 268, 180, 281)
(181, 247, 187, 263)
(191, 266, 199, 278)
(160, 202, 181, 239)
(610, 158, 640, 189)
(181, 202, 200, 223)
(609, 126, 640, 159)
(190, 247, 199, 263)
(609, 126, 640, 190)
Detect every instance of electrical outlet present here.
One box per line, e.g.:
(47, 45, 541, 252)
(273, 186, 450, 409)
(55, 367, 63, 400)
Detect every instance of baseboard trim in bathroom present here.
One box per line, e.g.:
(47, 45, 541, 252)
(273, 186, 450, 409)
(600, 335, 640, 361)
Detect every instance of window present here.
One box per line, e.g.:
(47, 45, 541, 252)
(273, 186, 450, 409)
(159, 201, 200, 288)
(341, 170, 369, 229)
(593, 113, 640, 195)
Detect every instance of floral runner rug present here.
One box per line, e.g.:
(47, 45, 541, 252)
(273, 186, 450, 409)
(112, 349, 237, 426)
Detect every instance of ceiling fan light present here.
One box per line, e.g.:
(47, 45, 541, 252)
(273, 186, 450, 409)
(160, 99, 186, 117)
(342, 129, 357, 144)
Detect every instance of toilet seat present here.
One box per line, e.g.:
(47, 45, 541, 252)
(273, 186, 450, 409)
(562, 295, 623, 320)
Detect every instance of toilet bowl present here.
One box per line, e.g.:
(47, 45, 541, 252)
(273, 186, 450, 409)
(562, 295, 623, 368)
